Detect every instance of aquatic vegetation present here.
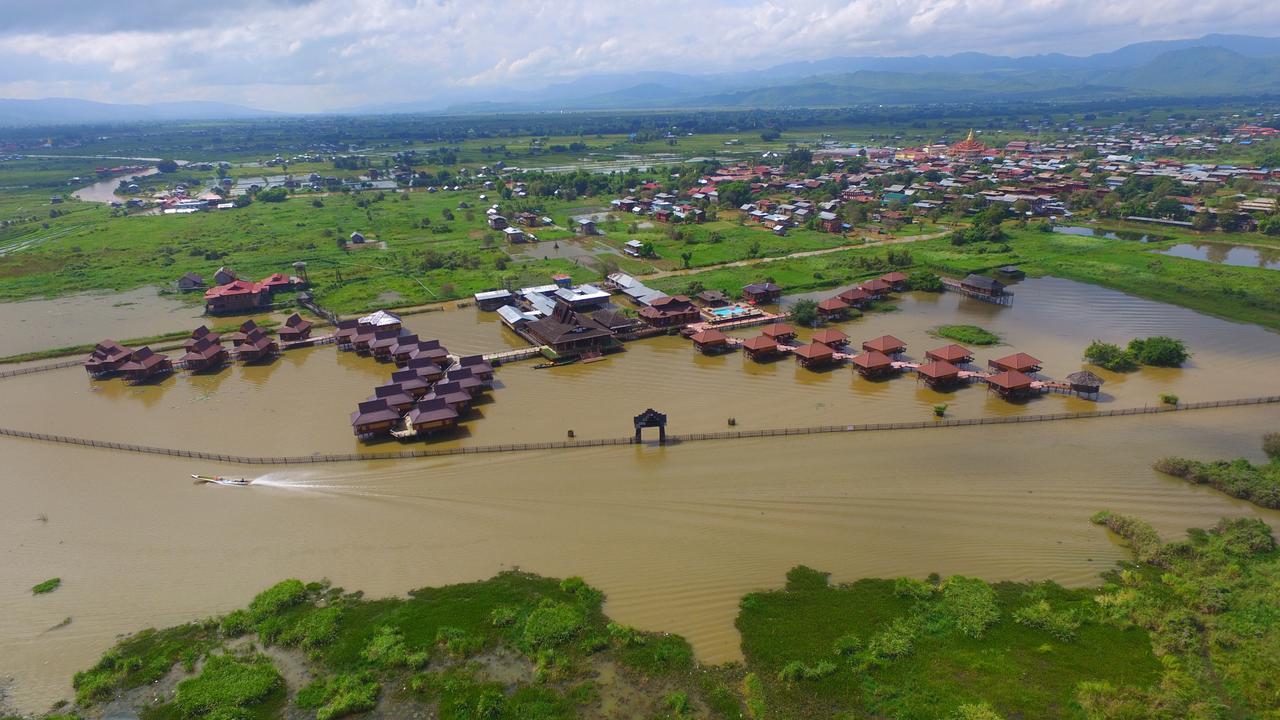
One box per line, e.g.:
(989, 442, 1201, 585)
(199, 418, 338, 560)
(31, 577, 60, 594)
(1127, 335, 1190, 367)
(296, 672, 380, 720)
(1154, 450, 1280, 509)
(171, 653, 282, 719)
(1083, 340, 1138, 372)
(933, 324, 1000, 345)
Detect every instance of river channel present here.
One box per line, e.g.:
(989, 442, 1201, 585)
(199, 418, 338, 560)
(2, 275, 1279, 713)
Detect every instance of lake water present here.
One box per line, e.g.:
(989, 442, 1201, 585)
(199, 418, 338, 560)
(1052, 225, 1165, 242)
(71, 168, 160, 204)
(0, 288, 209, 357)
(2, 276, 1280, 713)
(1160, 242, 1280, 270)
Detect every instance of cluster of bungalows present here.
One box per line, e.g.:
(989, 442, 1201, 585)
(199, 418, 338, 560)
(609, 194, 705, 224)
(739, 199, 828, 235)
(199, 267, 307, 315)
(83, 342, 174, 384)
(812, 272, 909, 321)
(473, 279, 640, 358)
(179, 326, 227, 372)
(349, 348, 497, 440)
(224, 320, 280, 363)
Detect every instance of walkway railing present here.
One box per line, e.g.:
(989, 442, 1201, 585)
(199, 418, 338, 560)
(1, 396, 1276, 466)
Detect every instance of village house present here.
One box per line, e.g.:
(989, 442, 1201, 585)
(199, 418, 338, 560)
(742, 282, 782, 304)
(204, 280, 268, 315)
(278, 313, 313, 343)
(176, 272, 205, 292)
(638, 295, 701, 328)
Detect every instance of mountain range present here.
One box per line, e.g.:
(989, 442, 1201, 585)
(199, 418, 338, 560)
(2, 34, 1280, 125)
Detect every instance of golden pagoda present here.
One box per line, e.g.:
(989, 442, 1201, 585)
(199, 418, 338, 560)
(948, 129, 991, 161)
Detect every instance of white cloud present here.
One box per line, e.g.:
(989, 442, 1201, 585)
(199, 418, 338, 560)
(0, 0, 1276, 111)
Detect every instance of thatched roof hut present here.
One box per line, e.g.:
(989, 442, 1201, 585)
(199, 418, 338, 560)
(1066, 370, 1105, 395)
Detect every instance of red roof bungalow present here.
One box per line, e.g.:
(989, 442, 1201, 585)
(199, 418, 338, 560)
(915, 360, 961, 389)
(236, 328, 279, 363)
(84, 340, 133, 377)
(406, 397, 460, 435)
(638, 295, 701, 328)
(742, 282, 782, 304)
(761, 323, 797, 343)
(836, 287, 871, 308)
(278, 313, 313, 343)
(690, 328, 730, 354)
(925, 344, 974, 365)
(880, 272, 909, 291)
(204, 280, 268, 315)
(391, 369, 432, 398)
(852, 350, 896, 378)
(793, 342, 836, 368)
(225, 320, 264, 346)
(817, 297, 850, 320)
(862, 335, 906, 356)
(183, 325, 221, 351)
(742, 335, 779, 361)
(859, 278, 892, 298)
(811, 328, 850, 348)
(989, 353, 1042, 374)
(351, 399, 401, 437)
(260, 273, 294, 294)
(986, 370, 1035, 399)
(118, 347, 173, 384)
(180, 338, 228, 373)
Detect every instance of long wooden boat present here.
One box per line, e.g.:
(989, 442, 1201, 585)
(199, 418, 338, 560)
(191, 474, 252, 486)
(532, 357, 579, 369)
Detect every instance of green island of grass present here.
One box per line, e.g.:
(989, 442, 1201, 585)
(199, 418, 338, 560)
(1153, 432, 1280, 508)
(931, 324, 1001, 346)
(31, 577, 60, 595)
(51, 511, 1280, 720)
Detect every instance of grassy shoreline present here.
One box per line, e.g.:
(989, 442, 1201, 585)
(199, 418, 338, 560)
(23, 512, 1277, 720)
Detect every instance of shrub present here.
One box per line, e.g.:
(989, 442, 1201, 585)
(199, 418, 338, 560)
(490, 605, 520, 628)
(172, 653, 281, 718)
(1211, 517, 1276, 557)
(893, 577, 934, 600)
(1013, 600, 1081, 641)
(32, 578, 60, 594)
(361, 626, 428, 669)
(934, 324, 1000, 345)
(218, 610, 252, 637)
(1264, 432, 1280, 461)
(939, 576, 1000, 638)
(907, 272, 944, 292)
(278, 606, 342, 649)
(785, 565, 830, 591)
(296, 673, 380, 720)
(743, 672, 766, 719)
(867, 617, 917, 661)
(665, 690, 693, 715)
(832, 632, 862, 657)
(607, 621, 645, 647)
(933, 404, 948, 417)
(1084, 341, 1137, 372)
(790, 299, 819, 326)
(1160, 393, 1179, 406)
(953, 702, 1006, 720)
(522, 601, 584, 648)
(435, 626, 482, 656)
(248, 579, 307, 621)
(1128, 336, 1189, 367)
(1091, 511, 1166, 565)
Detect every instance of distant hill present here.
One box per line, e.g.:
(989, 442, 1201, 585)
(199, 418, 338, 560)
(0, 98, 278, 126)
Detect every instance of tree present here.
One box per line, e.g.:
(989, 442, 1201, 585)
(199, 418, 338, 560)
(156, 159, 179, 173)
(679, 251, 693, 269)
(760, 129, 781, 142)
(1084, 341, 1137, 372)
(1191, 211, 1216, 232)
(1128, 336, 1189, 367)
(717, 181, 753, 208)
(790, 299, 819, 327)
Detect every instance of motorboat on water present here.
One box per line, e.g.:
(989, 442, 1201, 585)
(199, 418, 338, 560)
(191, 474, 252, 486)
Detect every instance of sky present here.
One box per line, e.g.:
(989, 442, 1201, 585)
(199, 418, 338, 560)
(1, 0, 1278, 112)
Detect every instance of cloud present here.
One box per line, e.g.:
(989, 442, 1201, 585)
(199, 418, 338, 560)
(0, 0, 1276, 111)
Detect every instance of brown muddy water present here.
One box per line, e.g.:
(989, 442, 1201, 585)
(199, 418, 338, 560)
(2, 276, 1280, 713)
(0, 288, 207, 358)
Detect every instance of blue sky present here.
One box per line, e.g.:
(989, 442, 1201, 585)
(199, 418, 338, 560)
(0, 0, 1277, 111)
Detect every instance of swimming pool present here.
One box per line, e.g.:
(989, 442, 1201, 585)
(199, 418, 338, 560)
(708, 305, 759, 319)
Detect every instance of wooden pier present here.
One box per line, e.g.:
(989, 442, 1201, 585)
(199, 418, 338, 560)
(940, 278, 1014, 305)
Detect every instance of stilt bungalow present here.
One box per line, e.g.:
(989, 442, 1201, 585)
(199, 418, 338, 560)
(742, 335, 779, 361)
(84, 340, 133, 377)
(836, 287, 871, 308)
(236, 328, 279, 363)
(118, 347, 173, 384)
(741, 282, 782, 305)
(180, 338, 227, 372)
(390, 334, 421, 366)
(278, 313, 313, 342)
(690, 328, 730, 354)
(407, 397, 463, 430)
(880, 271, 910, 291)
(425, 381, 472, 412)
(762, 323, 797, 344)
(862, 335, 906, 356)
(811, 328, 850, 349)
(225, 320, 264, 347)
(860, 278, 892, 299)
(852, 350, 896, 378)
(183, 325, 221, 351)
(406, 397, 460, 435)
(372, 383, 415, 413)
(445, 368, 485, 397)
(368, 328, 403, 361)
(411, 339, 451, 368)
(986, 370, 1035, 399)
(335, 319, 359, 348)
(925, 344, 974, 365)
(350, 399, 401, 437)
(1066, 370, 1105, 398)
(358, 309, 402, 333)
(961, 274, 1007, 298)
(817, 298, 850, 321)
(458, 355, 495, 383)
(407, 356, 446, 382)
(391, 369, 432, 398)
(915, 360, 962, 389)
(989, 352, 1042, 374)
(794, 342, 836, 368)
